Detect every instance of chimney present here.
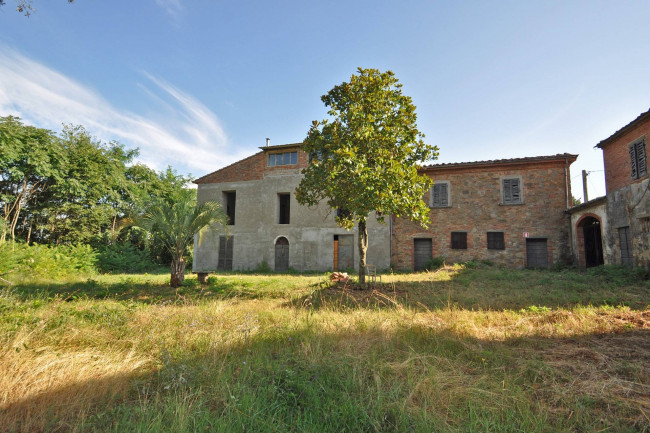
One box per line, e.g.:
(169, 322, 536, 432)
(266, 138, 270, 147)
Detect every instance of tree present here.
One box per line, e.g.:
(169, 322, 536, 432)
(296, 68, 439, 283)
(123, 189, 228, 287)
(0, 116, 64, 243)
(0, 0, 74, 16)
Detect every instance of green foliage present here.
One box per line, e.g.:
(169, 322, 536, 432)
(0, 242, 96, 280)
(587, 264, 649, 286)
(425, 256, 446, 271)
(296, 68, 438, 282)
(95, 242, 158, 273)
(296, 68, 438, 229)
(124, 189, 228, 287)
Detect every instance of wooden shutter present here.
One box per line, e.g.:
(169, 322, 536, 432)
(619, 227, 633, 265)
(432, 183, 448, 207)
(503, 179, 521, 204)
(451, 232, 467, 249)
(218, 236, 233, 271)
(487, 232, 505, 250)
(630, 145, 638, 179)
(637, 141, 647, 177)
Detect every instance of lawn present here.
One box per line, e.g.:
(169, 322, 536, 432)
(1, 265, 649, 432)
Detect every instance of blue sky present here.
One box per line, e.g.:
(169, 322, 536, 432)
(1, 1, 649, 199)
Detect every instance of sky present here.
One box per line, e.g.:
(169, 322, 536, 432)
(1, 1, 649, 200)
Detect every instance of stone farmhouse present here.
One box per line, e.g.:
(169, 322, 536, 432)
(569, 109, 650, 269)
(193, 139, 580, 273)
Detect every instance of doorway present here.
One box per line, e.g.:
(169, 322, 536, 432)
(275, 237, 289, 272)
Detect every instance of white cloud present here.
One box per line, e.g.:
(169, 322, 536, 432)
(0, 46, 241, 175)
(154, 0, 183, 17)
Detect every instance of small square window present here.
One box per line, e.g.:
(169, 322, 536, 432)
(487, 232, 505, 250)
(451, 232, 467, 249)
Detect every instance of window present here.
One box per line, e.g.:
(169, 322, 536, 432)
(451, 232, 467, 249)
(336, 208, 351, 220)
(223, 191, 236, 225)
(502, 178, 522, 204)
(268, 151, 298, 167)
(629, 139, 647, 179)
(487, 232, 505, 250)
(618, 226, 633, 265)
(431, 181, 450, 208)
(278, 193, 290, 224)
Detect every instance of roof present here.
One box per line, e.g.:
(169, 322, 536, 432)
(193, 151, 262, 184)
(596, 108, 650, 149)
(258, 142, 303, 151)
(420, 153, 578, 170)
(566, 195, 607, 214)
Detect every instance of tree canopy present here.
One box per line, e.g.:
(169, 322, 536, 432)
(296, 68, 439, 282)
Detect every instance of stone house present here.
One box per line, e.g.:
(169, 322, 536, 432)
(391, 154, 577, 270)
(192, 142, 391, 273)
(193, 140, 578, 273)
(586, 109, 649, 268)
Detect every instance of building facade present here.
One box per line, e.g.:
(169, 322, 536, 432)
(193, 143, 578, 273)
(391, 154, 577, 270)
(595, 109, 650, 268)
(192, 143, 391, 273)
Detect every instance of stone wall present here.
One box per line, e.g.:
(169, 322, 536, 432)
(604, 178, 650, 268)
(391, 158, 575, 270)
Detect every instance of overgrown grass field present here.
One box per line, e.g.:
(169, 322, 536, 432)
(1, 265, 649, 432)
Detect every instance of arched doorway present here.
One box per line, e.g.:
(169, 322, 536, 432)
(577, 216, 604, 268)
(275, 237, 289, 272)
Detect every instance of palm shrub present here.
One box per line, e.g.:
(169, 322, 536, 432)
(122, 189, 227, 287)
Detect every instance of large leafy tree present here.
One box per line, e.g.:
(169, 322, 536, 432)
(296, 68, 439, 283)
(124, 189, 228, 287)
(0, 116, 64, 243)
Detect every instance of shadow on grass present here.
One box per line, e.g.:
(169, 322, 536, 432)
(3, 320, 649, 432)
(7, 266, 650, 310)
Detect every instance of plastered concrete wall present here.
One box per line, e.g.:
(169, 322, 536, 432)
(392, 159, 574, 269)
(568, 201, 610, 266)
(193, 169, 391, 272)
(604, 178, 650, 268)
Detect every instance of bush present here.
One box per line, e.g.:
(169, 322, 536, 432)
(425, 257, 446, 271)
(587, 264, 649, 285)
(1, 242, 97, 279)
(95, 242, 158, 273)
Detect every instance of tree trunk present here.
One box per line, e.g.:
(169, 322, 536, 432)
(357, 218, 368, 284)
(170, 256, 186, 287)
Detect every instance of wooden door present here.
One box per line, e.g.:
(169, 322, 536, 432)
(337, 235, 354, 270)
(414, 238, 432, 271)
(275, 237, 289, 272)
(218, 236, 233, 271)
(526, 238, 548, 268)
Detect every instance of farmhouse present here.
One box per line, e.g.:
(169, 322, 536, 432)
(193, 140, 578, 273)
(569, 109, 650, 269)
(192, 141, 391, 273)
(392, 154, 577, 270)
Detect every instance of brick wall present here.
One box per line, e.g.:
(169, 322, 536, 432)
(195, 145, 310, 185)
(392, 158, 575, 270)
(601, 118, 649, 193)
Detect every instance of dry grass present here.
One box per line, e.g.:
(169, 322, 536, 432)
(0, 266, 648, 432)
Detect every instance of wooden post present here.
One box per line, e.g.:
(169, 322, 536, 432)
(582, 170, 589, 203)
(333, 239, 339, 271)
